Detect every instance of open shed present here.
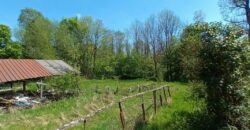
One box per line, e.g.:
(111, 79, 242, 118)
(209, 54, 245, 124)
(0, 59, 76, 91)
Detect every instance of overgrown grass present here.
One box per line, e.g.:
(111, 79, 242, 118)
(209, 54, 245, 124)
(144, 82, 214, 130)
(0, 79, 155, 130)
(0, 80, 205, 130)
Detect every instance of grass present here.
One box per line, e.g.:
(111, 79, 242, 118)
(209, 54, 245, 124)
(0, 79, 204, 130)
(0, 79, 156, 130)
(145, 82, 207, 130)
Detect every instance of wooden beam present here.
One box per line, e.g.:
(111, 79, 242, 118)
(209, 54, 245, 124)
(23, 81, 26, 92)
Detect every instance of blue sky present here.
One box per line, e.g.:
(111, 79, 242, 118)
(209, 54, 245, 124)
(0, 0, 222, 31)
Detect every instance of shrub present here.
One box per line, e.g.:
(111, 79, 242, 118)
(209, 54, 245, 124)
(46, 73, 81, 97)
(199, 23, 250, 129)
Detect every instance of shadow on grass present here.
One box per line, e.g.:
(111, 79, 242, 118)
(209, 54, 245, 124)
(137, 111, 217, 130)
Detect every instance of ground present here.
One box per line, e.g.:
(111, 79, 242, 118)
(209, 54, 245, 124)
(0, 79, 203, 130)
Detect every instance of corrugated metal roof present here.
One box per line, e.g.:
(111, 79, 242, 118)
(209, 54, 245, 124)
(0, 59, 52, 83)
(36, 60, 76, 75)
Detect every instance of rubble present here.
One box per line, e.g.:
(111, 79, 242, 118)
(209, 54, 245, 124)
(0, 93, 46, 110)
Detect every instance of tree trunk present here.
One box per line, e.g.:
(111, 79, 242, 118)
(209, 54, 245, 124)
(93, 45, 97, 78)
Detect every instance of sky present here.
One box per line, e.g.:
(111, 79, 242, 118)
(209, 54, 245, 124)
(0, 0, 223, 32)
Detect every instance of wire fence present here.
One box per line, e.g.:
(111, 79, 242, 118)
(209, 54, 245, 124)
(58, 85, 172, 130)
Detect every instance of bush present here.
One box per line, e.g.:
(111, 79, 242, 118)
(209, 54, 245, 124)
(46, 73, 81, 97)
(199, 23, 250, 129)
(189, 80, 206, 100)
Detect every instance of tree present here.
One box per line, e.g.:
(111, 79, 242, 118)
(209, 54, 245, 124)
(18, 8, 56, 59)
(0, 24, 23, 58)
(193, 10, 206, 23)
(56, 17, 90, 77)
(179, 23, 207, 81)
(158, 10, 181, 50)
(18, 8, 43, 28)
(0, 24, 11, 47)
(162, 40, 183, 81)
(22, 17, 56, 59)
(200, 22, 250, 129)
(144, 15, 159, 80)
(91, 20, 103, 76)
(131, 20, 144, 55)
(55, 18, 80, 67)
(219, 0, 250, 41)
(113, 31, 125, 54)
(0, 42, 23, 59)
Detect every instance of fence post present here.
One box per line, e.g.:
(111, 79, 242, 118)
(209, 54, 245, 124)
(141, 95, 146, 121)
(167, 86, 171, 97)
(83, 119, 86, 130)
(163, 87, 167, 103)
(153, 90, 157, 114)
(118, 102, 125, 129)
(159, 94, 163, 106)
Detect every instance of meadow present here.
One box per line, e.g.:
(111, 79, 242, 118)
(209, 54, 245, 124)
(0, 79, 203, 130)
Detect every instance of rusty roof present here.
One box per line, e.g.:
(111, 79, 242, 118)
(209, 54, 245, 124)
(0, 59, 52, 83)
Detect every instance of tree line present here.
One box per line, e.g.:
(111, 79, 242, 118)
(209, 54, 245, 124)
(0, 8, 183, 80)
(0, 2, 249, 129)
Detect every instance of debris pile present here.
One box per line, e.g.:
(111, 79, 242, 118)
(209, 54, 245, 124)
(0, 93, 47, 111)
(14, 94, 41, 107)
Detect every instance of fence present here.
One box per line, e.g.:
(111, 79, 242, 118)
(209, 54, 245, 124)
(58, 85, 172, 130)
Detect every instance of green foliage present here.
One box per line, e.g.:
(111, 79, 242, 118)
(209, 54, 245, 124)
(18, 8, 56, 59)
(46, 73, 81, 97)
(0, 24, 23, 59)
(0, 42, 23, 58)
(162, 42, 183, 81)
(189, 80, 206, 100)
(18, 8, 43, 28)
(55, 17, 89, 68)
(145, 82, 213, 130)
(179, 23, 208, 81)
(0, 24, 11, 47)
(200, 23, 250, 129)
(114, 54, 154, 79)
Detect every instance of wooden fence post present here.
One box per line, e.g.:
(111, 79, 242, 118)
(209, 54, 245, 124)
(153, 90, 157, 114)
(118, 102, 125, 129)
(159, 95, 163, 106)
(167, 86, 171, 97)
(83, 119, 86, 130)
(163, 87, 167, 102)
(141, 95, 146, 121)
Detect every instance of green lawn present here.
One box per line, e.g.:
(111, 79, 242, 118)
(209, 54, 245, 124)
(0, 79, 203, 130)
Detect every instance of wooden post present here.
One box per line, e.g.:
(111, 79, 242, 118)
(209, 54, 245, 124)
(23, 81, 26, 92)
(83, 119, 86, 130)
(40, 85, 43, 99)
(163, 87, 167, 102)
(159, 95, 163, 106)
(95, 85, 98, 93)
(153, 90, 157, 114)
(141, 95, 146, 121)
(10, 83, 13, 89)
(118, 102, 125, 129)
(167, 86, 171, 97)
